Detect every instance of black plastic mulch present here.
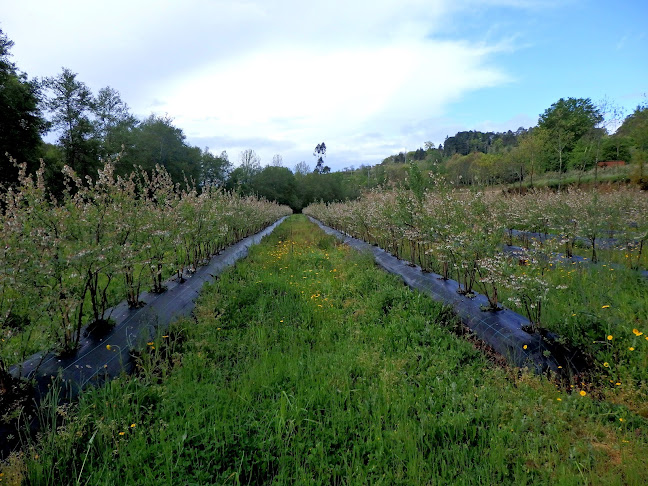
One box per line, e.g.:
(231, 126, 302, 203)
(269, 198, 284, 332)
(502, 243, 648, 280)
(309, 217, 585, 376)
(9, 217, 287, 401)
(1, 218, 287, 458)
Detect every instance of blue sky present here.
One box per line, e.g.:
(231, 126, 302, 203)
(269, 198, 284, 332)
(2, 0, 647, 172)
(445, 1, 647, 134)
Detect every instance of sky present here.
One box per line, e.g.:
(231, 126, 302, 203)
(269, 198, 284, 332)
(2, 0, 647, 172)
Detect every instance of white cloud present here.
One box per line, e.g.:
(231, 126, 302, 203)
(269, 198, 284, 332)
(153, 36, 513, 169)
(3, 0, 525, 170)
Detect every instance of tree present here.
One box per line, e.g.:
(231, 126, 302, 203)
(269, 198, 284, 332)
(411, 148, 426, 161)
(200, 148, 231, 187)
(538, 97, 603, 189)
(313, 142, 329, 173)
(124, 114, 201, 185)
(601, 135, 632, 162)
(294, 161, 310, 175)
(226, 149, 261, 193)
(424, 141, 436, 151)
(517, 128, 548, 187)
(0, 28, 47, 185)
(617, 103, 648, 186)
(44, 67, 98, 178)
(92, 86, 136, 161)
(271, 154, 283, 167)
(239, 149, 261, 179)
(251, 166, 299, 209)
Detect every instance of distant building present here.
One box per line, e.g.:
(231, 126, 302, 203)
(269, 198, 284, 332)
(597, 160, 626, 168)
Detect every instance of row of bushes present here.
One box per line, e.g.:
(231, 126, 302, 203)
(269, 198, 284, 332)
(0, 160, 291, 376)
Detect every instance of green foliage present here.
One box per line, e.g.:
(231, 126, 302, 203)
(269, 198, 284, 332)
(118, 114, 202, 184)
(200, 149, 231, 187)
(44, 68, 99, 179)
(15, 216, 648, 484)
(251, 166, 299, 208)
(0, 161, 291, 366)
(0, 29, 47, 185)
(617, 104, 648, 151)
(305, 186, 648, 407)
(92, 86, 138, 161)
(442, 128, 526, 157)
(538, 97, 603, 175)
(601, 135, 632, 162)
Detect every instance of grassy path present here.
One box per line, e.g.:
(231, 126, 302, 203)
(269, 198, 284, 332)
(5, 215, 647, 484)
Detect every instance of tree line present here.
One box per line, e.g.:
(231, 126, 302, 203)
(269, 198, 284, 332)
(381, 97, 648, 189)
(0, 29, 354, 212)
(0, 29, 231, 192)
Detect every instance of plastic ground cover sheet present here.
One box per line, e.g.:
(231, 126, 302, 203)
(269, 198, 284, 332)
(309, 217, 579, 375)
(510, 228, 640, 251)
(9, 217, 287, 401)
(502, 243, 648, 280)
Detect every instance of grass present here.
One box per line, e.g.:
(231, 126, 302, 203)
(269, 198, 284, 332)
(0, 260, 174, 368)
(513, 165, 633, 190)
(3, 215, 648, 484)
(535, 262, 648, 412)
(388, 231, 648, 411)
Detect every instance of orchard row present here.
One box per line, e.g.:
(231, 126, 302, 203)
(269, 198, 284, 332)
(0, 161, 291, 372)
(304, 186, 648, 387)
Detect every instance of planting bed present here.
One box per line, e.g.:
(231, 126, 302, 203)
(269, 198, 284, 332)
(308, 217, 580, 375)
(1, 217, 286, 458)
(6, 215, 645, 485)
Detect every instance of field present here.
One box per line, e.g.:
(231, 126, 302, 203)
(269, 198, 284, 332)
(3, 215, 647, 484)
(0, 163, 291, 373)
(304, 186, 648, 413)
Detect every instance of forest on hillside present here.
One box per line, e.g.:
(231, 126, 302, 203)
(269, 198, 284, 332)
(382, 97, 647, 189)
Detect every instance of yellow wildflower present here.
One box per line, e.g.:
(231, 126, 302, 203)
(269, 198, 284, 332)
(607, 335, 613, 341)
(579, 390, 587, 396)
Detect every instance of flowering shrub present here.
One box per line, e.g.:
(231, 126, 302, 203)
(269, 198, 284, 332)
(0, 160, 291, 371)
(304, 185, 647, 338)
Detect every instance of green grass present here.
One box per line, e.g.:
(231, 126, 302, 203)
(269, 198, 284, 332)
(514, 165, 633, 190)
(6, 215, 648, 484)
(536, 263, 648, 412)
(389, 232, 648, 412)
(0, 259, 175, 367)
